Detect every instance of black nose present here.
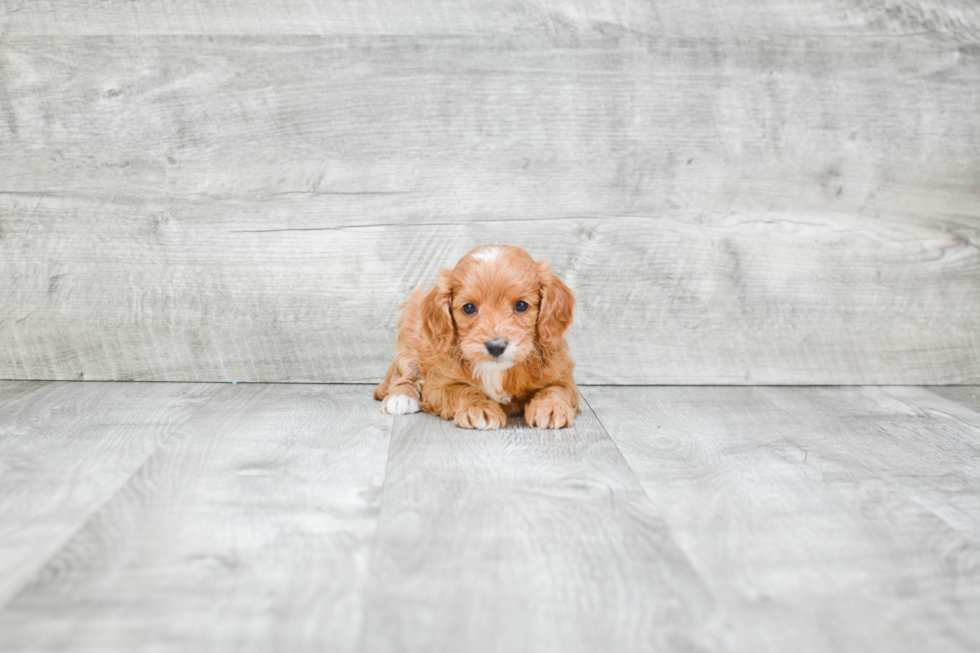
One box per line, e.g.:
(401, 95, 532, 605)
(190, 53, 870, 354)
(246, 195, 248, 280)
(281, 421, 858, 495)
(485, 338, 507, 358)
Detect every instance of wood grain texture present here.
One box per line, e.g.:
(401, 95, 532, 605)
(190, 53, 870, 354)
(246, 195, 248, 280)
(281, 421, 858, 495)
(2, 0, 978, 38)
(881, 385, 980, 440)
(2, 383, 979, 651)
(1, 6, 979, 385)
(0, 384, 393, 653)
(358, 405, 722, 653)
(2, 206, 977, 384)
(1, 34, 977, 214)
(761, 386, 980, 536)
(0, 380, 218, 609)
(584, 385, 980, 653)
(0, 379, 53, 408)
(928, 386, 980, 413)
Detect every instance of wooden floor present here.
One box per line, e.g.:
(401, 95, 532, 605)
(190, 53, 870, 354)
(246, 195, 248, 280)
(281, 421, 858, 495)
(0, 382, 978, 652)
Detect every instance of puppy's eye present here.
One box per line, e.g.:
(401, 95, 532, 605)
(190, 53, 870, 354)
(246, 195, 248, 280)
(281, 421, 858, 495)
(462, 303, 477, 315)
(515, 301, 529, 313)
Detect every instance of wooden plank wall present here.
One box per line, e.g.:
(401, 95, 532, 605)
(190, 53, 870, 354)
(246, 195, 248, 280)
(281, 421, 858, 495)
(1, 1, 978, 384)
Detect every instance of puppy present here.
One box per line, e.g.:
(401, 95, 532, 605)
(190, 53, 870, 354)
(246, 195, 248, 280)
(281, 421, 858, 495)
(374, 245, 579, 429)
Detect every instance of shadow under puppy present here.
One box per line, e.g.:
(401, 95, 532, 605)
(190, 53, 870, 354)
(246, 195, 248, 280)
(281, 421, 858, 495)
(375, 245, 579, 429)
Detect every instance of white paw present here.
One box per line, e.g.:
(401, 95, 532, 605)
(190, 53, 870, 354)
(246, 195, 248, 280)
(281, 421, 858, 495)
(383, 394, 420, 415)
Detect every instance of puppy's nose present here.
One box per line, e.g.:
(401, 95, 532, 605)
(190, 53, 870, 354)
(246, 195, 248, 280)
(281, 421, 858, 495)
(485, 338, 507, 358)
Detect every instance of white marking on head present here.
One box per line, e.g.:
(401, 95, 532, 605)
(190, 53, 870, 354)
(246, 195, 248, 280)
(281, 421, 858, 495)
(471, 246, 502, 262)
(383, 394, 420, 415)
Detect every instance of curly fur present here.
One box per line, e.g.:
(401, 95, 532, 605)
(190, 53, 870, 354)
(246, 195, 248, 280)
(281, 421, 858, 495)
(374, 245, 579, 429)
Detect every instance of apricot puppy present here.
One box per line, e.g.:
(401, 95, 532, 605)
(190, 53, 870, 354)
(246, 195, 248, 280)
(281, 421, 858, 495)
(374, 245, 579, 429)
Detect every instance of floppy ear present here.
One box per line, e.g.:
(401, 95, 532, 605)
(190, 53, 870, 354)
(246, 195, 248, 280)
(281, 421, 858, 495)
(420, 268, 455, 351)
(536, 260, 575, 345)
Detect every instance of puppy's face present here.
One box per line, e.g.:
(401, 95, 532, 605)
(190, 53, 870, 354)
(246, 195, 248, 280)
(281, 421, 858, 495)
(422, 245, 575, 373)
(452, 246, 541, 373)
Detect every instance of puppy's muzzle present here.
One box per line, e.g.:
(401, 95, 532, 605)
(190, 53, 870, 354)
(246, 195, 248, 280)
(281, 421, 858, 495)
(485, 338, 507, 358)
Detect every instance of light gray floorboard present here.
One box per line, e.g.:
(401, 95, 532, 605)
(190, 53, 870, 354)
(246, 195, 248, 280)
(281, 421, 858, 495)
(584, 385, 980, 653)
(2, 383, 978, 652)
(0, 384, 392, 653)
(358, 403, 721, 653)
(0, 380, 54, 409)
(0, 380, 218, 609)
(881, 386, 980, 444)
(928, 386, 980, 414)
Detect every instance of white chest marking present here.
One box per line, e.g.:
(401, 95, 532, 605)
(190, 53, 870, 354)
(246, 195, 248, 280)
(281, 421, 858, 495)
(473, 361, 512, 403)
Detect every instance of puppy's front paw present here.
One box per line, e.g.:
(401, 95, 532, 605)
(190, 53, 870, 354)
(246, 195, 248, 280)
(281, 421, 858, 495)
(454, 401, 507, 430)
(383, 394, 420, 415)
(525, 399, 576, 429)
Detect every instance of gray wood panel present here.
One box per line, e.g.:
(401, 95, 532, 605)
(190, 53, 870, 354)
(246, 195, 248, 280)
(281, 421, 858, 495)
(1, 34, 976, 214)
(358, 405, 721, 653)
(0, 380, 218, 609)
(585, 385, 980, 653)
(2, 0, 978, 38)
(1, 5, 978, 385)
(0, 384, 392, 653)
(2, 208, 977, 384)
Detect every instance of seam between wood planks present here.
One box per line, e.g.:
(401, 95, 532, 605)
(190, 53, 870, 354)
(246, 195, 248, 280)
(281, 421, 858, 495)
(0, 383, 227, 615)
(578, 392, 655, 501)
(352, 408, 399, 653)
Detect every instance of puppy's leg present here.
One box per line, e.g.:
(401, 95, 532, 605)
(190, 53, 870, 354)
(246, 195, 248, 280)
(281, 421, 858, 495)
(424, 382, 507, 430)
(377, 357, 423, 415)
(525, 384, 579, 429)
(373, 364, 395, 401)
